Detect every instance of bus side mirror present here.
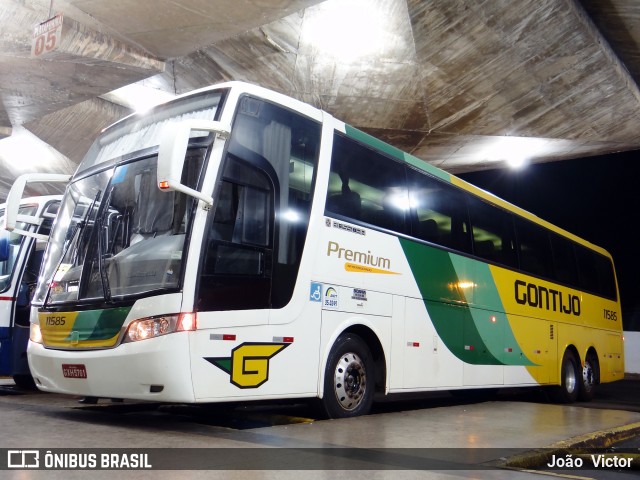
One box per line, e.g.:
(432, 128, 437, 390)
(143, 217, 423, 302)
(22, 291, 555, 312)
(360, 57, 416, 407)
(2, 173, 71, 240)
(0, 231, 9, 262)
(157, 119, 230, 206)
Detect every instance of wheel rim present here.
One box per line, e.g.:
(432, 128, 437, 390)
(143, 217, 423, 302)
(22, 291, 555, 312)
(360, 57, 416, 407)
(565, 360, 577, 394)
(582, 360, 595, 392)
(333, 352, 367, 411)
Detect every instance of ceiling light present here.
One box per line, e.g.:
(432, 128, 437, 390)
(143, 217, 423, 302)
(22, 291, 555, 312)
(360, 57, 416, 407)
(0, 126, 65, 171)
(480, 136, 548, 169)
(302, 0, 388, 62)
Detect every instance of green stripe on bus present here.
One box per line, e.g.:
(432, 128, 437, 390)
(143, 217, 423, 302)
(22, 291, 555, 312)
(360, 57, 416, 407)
(65, 307, 131, 341)
(464, 261, 536, 366)
(400, 239, 501, 365)
(344, 125, 451, 182)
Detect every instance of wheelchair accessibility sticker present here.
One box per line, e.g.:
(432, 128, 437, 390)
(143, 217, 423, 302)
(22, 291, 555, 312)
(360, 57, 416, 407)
(205, 342, 290, 389)
(310, 282, 322, 302)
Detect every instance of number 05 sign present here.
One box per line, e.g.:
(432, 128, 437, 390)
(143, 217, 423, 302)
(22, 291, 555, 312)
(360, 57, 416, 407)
(31, 13, 63, 57)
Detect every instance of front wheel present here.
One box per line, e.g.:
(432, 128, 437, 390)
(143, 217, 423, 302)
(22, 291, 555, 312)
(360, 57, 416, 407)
(320, 334, 375, 419)
(549, 350, 579, 403)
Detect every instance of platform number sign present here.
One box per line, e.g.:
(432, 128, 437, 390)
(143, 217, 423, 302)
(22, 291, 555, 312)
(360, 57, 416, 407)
(32, 14, 63, 57)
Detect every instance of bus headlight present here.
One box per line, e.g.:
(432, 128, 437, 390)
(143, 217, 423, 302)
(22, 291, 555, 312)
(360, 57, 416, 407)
(124, 313, 197, 343)
(30, 323, 43, 344)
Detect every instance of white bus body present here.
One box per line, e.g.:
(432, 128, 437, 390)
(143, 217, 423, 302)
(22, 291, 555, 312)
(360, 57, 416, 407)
(5, 82, 621, 417)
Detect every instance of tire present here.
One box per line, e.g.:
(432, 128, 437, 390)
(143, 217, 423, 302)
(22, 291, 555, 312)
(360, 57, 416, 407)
(549, 350, 580, 403)
(12, 374, 37, 391)
(321, 334, 375, 419)
(578, 353, 598, 402)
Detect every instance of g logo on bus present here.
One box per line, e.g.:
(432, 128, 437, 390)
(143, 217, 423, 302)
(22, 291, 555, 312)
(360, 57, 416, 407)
(205, 342, 290, 388)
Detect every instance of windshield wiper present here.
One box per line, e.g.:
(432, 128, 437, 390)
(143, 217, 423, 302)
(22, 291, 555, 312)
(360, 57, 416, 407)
(96, 186, 114, 303)
(44, 189, 101, 307)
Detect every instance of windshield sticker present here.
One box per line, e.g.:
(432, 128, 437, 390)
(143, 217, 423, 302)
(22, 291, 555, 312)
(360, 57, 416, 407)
(205, 342, 290, 389)
(111, 165, 128, 184)
(53, 263, 71, 281)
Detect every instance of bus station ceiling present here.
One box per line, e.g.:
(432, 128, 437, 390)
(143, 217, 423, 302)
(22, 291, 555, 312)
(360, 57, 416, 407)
(1, 0, 640, 200)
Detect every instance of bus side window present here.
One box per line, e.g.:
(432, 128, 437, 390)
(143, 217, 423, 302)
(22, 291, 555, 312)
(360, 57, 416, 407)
(515, 218, 554, 279)
(575, 244, 617, 299)
(416, 218, 439, 243)
(326, 176, 361, 219)
(326, 135, 363, 221)
(550, 233, 579, 286)
(467, 195, 517, 267)
(407, 167, 472, 254)
(327, 133, 409, 235)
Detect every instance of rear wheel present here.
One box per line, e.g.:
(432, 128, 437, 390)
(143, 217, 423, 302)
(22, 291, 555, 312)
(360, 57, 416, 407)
(549, 350, 579, 403)
(321, 334, 375, 419)
(578, 353, 598, 402)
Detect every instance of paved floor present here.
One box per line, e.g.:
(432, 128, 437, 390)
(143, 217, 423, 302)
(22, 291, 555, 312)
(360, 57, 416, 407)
(0, 376, 639, 479)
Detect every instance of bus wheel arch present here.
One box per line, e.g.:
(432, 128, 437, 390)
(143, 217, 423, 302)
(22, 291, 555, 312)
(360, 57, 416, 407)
(319, 326, 385, 419)
(578, 348, 600, 402)
(342, 324, 386, 393)
(12, 374, 37, 390)
(549, 347, 580, 404)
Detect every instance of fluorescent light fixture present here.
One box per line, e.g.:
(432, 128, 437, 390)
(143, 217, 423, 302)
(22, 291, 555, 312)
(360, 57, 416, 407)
(0, 126, 67, 171)
(480, 136, 550, 169)
(303, 0, 388, 62)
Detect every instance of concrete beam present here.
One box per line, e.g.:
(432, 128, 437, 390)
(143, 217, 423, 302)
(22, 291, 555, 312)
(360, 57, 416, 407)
(31, 13, 164, 70)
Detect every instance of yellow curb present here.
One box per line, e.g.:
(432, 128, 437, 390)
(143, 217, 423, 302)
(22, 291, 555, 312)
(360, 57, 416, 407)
(497, 422, 640, 470)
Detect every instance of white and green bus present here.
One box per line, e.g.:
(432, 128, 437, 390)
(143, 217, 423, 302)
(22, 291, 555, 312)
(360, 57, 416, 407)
(6, 81, 623, 417)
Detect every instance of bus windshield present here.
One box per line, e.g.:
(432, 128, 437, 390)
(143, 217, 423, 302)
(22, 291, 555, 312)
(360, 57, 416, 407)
(33, 91, 224, 306)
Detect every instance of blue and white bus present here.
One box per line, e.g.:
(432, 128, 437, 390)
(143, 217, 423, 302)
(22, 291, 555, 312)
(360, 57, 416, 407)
(1, 195, 62, 388)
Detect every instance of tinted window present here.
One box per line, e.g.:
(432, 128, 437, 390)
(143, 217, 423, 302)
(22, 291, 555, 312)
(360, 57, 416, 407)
(406, 168, 472, 253)
(467, 196, 517, 267)
(204, 161, 272, 276)
(199, 96, 321, 311)
(575, 243, 617, 299)
(327, 133, 409, 235)
(515, 217, 553, 278)
(550, 233, 579, 286)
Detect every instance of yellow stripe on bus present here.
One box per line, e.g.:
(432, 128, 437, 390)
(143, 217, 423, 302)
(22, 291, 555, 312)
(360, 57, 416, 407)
(345, 262, 400, 275)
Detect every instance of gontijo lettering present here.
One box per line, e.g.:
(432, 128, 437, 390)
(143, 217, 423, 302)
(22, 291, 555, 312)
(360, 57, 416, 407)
(327, 241, 391, 270)
(514, 279, 581, 316)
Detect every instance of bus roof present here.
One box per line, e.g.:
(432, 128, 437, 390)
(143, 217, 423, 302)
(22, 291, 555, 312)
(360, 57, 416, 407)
(97, 81, 611, 259)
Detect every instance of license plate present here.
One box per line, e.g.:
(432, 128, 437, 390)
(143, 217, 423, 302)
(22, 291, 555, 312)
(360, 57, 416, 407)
(62, 364, 87, 379)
